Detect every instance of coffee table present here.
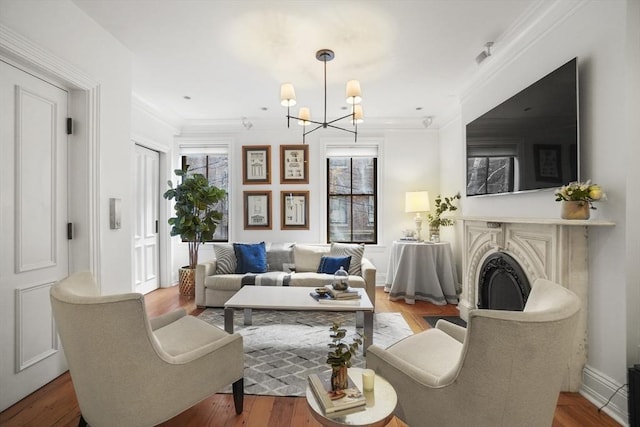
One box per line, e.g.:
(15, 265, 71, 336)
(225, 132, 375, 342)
(306, 367, 397, 427)
(224, 286, 374, 353)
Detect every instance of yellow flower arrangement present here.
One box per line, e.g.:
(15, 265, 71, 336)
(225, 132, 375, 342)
(554, 180, 605, 209)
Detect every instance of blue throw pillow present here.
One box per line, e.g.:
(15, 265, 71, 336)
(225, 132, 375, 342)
(317, 256, 351, 275)
(234, 242, 267, 274)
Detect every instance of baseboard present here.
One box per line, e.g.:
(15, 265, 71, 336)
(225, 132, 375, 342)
(581, 364, 628, 426)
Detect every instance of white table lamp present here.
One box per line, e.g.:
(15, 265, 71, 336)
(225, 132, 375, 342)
(405, 191, 430, 241)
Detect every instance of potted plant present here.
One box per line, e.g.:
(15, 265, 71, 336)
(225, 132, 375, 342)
(163, 166, 226, 296)
(326, 322, 363, 391)
(426, 193, 461, 242)
(554, 180, 605, 220)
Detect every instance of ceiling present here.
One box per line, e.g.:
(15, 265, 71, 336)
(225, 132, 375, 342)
(71, 0, 541, 129)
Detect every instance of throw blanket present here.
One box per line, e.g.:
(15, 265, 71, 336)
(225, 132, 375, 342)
(241, 271, 291, 287)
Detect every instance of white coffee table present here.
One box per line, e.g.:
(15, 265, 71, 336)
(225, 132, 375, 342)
(306, 367, 397, 427)
(224, 286, 374, 353)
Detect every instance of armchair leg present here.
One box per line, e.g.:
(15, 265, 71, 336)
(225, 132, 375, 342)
(232, 378, 244, 414)
(78, 414, 88, 427)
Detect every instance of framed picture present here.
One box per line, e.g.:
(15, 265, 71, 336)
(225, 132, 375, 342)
(242, 145, 271, 184)
(534, 144, 562, 183)
(244, 191, 272, 230)
(280, 145, 309, 184)
(281, 191, 309, 230)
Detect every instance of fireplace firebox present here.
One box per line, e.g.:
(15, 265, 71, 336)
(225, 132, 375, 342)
(478, 251, 531, 311)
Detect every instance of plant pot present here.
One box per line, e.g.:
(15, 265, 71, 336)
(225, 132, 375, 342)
(331, 365, 349, 391)
(561, 200, 590, 220)
(178, 267, 195, 296)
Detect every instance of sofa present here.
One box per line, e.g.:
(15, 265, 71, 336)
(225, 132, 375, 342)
(195, 242, 376, 308)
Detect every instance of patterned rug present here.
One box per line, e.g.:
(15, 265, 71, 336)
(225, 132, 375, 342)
(197, 309, 413, 397)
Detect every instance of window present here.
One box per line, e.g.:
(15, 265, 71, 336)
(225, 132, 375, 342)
(327, 157, 377, 243)
(181, 153, 229, 241)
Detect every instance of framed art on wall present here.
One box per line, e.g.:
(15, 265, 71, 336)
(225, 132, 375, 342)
(281, 191, 309, 230)
(280, 145, 309, 184)
(244, 191, 272, 230)
(242, 145, 271, 184)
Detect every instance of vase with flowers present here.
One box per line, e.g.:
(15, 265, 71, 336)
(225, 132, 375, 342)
(426, 193, 461, 242)
(554, 180, 605, 220)
(326, 322, 363, 391)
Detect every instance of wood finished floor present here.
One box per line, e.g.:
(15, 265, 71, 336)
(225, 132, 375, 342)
(0, 286, 620, 427)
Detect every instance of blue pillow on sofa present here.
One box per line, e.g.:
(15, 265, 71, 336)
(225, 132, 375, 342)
(317, 256, 351, 275)
(234, 242, 267, 274)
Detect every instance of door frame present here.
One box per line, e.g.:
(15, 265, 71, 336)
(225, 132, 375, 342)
(0, 23, 101, 285)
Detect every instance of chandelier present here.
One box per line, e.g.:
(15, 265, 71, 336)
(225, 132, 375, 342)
(280, 49, 363, 144)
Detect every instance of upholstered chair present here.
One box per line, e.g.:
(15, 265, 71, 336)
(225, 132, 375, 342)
(50, 272, 244, 427)
(366, 278, 580, 427)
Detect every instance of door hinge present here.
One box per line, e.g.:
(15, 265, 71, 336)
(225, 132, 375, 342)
(66, 118, 73, 135)
(67, 222, 74, 240)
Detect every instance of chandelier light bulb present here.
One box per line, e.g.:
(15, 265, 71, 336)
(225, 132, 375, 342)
(280, 83, 296, 107)
(345, 80, 362, 104)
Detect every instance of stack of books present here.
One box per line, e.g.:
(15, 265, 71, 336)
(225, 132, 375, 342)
(310, 285, 361, 304)
(308, 371, 366, 414)
(326, 285, 360, 300)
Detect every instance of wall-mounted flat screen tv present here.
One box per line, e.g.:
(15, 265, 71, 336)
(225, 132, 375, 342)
(466, 57, 578, 196)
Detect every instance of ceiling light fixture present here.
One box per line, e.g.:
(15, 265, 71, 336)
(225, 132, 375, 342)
(280, 49, 362, 144)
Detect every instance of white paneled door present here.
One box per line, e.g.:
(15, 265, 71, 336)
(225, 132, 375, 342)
(0, 60, 69, 410)
(134, 144, 160, 294)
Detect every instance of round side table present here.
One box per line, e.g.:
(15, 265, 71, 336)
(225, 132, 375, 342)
(306, 367, 397, 427)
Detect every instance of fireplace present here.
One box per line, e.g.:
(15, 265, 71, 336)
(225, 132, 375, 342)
(478, 251, 531, 311)
(459, 217, 599, 392)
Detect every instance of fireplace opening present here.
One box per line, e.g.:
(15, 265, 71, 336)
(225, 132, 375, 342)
(478, 252, 531, 311)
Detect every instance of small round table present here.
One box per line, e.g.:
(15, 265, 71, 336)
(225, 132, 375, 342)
(306, 367, 397, 427)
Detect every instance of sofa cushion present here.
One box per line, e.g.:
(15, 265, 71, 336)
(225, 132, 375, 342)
(234, 242, 267, 274)
(293, 244, 330, 272)
(317, 255, 351, 274)
(330, 242, 365, 276)
(266, 242, 295, 272)
(204, 274, 244, 291)
(213, 243, 237, 274)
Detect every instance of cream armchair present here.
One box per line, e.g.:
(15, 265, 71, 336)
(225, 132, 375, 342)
(366, 278, 580, 427)
(50, 272, 244, 427)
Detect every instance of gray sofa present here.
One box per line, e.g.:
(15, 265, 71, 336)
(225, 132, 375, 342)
(195, 242, 376, 308)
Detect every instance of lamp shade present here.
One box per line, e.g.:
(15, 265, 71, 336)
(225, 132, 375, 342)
(345, 80, 362, 104)
(405, 191, 430, 213)
(297, 107, 311, 126)
(280, 83, 296, 107)
(351, 105, 364, 124)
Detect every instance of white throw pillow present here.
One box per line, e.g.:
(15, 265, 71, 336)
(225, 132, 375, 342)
(293, 244, 330, 272)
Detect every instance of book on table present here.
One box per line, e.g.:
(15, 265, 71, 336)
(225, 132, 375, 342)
(308, 371, 366, 414)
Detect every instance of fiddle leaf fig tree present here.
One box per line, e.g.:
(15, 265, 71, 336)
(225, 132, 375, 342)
(163, 167, 226, 269)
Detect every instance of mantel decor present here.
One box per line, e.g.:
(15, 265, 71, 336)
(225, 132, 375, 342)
(554, 180, 605, 220)
(280, 49, 363, 144)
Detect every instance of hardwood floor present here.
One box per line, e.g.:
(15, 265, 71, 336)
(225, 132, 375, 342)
(0, 286, 620, 427)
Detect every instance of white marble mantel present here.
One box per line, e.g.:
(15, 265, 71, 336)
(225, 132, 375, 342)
(459, 216, 614, 392)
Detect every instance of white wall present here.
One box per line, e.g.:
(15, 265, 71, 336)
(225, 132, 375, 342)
(440, 1, 637, 421)
(1, 0, 134, 295)
(169, 124, 440, 283)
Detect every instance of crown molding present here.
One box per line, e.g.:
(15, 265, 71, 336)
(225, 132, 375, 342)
(132, 93, 183, 134)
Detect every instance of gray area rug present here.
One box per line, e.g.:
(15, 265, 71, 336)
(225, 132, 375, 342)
(197, 309, 413, 397)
